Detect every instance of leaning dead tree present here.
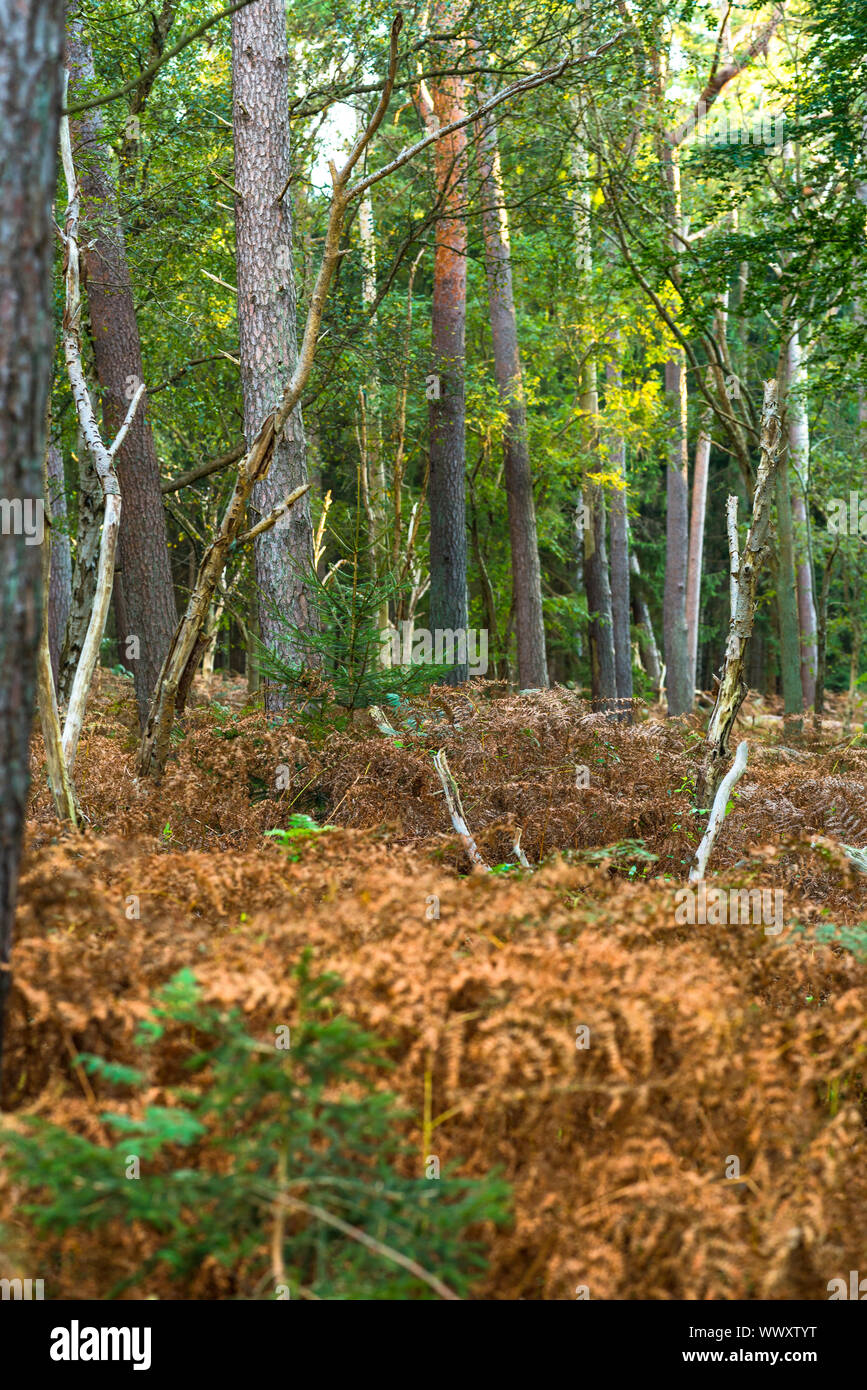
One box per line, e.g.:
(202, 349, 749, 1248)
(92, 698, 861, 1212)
(695, 379, 782, 807)
(136, 17, 624, 779)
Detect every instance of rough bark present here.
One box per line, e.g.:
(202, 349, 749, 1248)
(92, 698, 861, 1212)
(476, 103, 547, 688)
(425, 7, 469, 684)
(0, 0, 64, 1089)
(232, 0, 316, 708)
(46, 442, 71, 688)
(67, 9, 177, 727)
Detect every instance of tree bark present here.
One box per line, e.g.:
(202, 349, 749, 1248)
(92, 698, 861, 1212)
(775, 455, 805, 731)
(232, 0, 316, 709)
(606, 356, 632, 718)
(696, 381, 782, 806)
(663, 350, 692, 716)
(476, 104, 547, 688)
(786, 323, 818, 708)
(0, 0, 64, 1089)
(67, 8, 178, 728)
(58, 424, 100, 702)
(425, 7, 469, 684)
(685, 408, 711, 696)
(630, 550, 662, 688)
(573, 104, 616, 710)
(46, 443, 71, 688)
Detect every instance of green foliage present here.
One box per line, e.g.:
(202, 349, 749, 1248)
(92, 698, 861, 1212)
(0, 956, 510, 1300)
(265, 813, 335, 859)
(255, 559, 450, 715)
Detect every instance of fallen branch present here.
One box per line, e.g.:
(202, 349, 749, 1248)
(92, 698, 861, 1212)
(690, 740, 749, 883)
(433, 749, 489, 871)
(512, 828, 531, 868)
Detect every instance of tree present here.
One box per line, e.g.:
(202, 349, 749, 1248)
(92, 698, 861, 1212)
(231, 0, 317, 708)
(66, 7, 178, 728)
(0, 0, 65, 1086)
(475, 100, 548, 688)
(424, 5, 469, 685)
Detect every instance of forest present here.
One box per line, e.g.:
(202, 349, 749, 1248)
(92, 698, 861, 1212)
(1, 0, 867, 1318)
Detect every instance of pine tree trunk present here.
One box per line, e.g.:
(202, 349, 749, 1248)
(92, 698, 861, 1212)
(476, 106, 547, 688)
(426, 13, 469, 683)
(0, 0, 64, 1087)
(232, 0, 316, 709)
(67, 9, 177, 728)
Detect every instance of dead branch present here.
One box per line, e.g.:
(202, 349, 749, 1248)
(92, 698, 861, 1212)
(433, 749, 489, 871)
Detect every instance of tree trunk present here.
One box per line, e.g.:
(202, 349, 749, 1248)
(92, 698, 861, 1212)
(573, 106, 616, 710)
(663, 351, 692, 715)
(476, 105, 547, 688)
(661, 141, 692, 717)
(696, 381, 782, 806)
(630, 550, 662, 687)
(685, 409, 711, 696)
(67, 8, 178, 728)
(232, 0, 316, 709)
(786, 323, 818, 708)
(46, 442, 71, 689)
(0, 0, 64, 1088)
(606, 358, 632, 719)
(58, 424, 101, 701)
(813, 542, 838, 732)
(425, 8, 469, 684)
(775, 456, 805, 731)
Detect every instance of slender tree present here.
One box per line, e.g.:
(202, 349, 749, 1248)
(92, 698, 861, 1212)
(475, 103, 548, 688)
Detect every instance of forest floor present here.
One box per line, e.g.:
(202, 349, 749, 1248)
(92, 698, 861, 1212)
(3, 671, 867, 1299)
